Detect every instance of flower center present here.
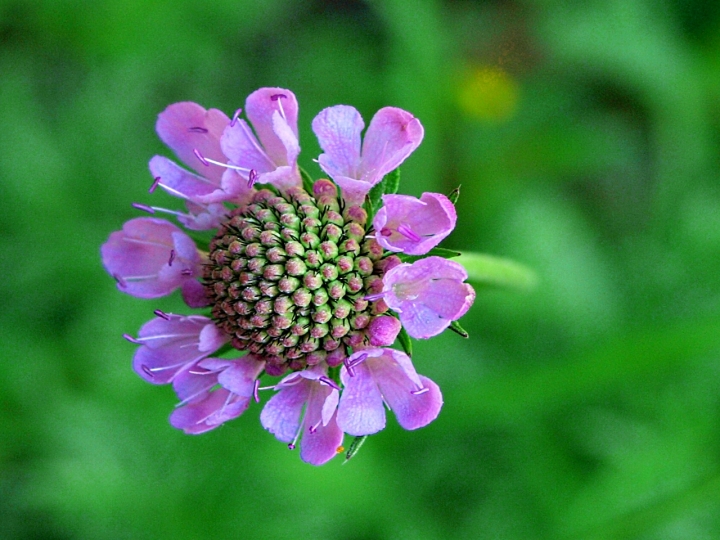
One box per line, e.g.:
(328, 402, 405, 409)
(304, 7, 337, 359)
(203, 183, 387, 373)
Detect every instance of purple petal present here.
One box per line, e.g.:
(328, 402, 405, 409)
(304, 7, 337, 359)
(358, 107, 423, 186)
(337, 361, 386, 436)
(245, 88, 299, 167)
(101, 217, 200, 299)
(300, 397, 343, 466)
(170, 388, 249, 434)
(215, 356, 265, 397)
(178, 201, 228, 231)
(220, 119, 277, 175)
(156, 102, 230, 183)
(374, 193, 456, 255)
(260, 379, 309, 443)
(313, 105, 364, 181)
(380, 375, 442, 431)
(172, 364, 218, 404)
(198, 323, 227, 352)
(181, 279, 210, 308)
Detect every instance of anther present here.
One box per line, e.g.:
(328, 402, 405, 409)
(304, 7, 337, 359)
(193, 148, 210, 167)
(253, 379, 260, 403)
(149, 176, 161, 193)
(247, 169, 258, 188)
(188, 126, 208, 133)
(153, 309, 171, 321)
(364, 291, 386, 302)
(270, 93, 288, 120)
(132, 203, 155, 214)
(181, 269, 193, 276)
(113, 274, 127, 288)
(122, 333, 140, 343)
(347, 353, 368, 369)
(168, 249, 175, 266)
(230, 108, 242, 127)
(380, 228, 392, 237)
(141, 364, 155, 378)
(411, 387, 429, 395)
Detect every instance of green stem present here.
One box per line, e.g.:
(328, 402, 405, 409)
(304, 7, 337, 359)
(456, 252, 538, 291)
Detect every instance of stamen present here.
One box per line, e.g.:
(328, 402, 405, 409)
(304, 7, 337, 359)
(181, 268, 193, 276)
(364, 291, 386, 302)
(380, 227, 393, 237)
(193, 148, 210, 167)
(319, 376, 340, 391)
(230, 108, 242, 127)
(247, 169, 258, 188)
(253, 380, 260, 403)
(132, 203, 155, 214)
(347, 353, 368, 369)
(411, 387, 429, 395)
(343, 358, 355, 377)
(113, 274, 127, 288)
(397, 223, 421, 242)
(193, 148, 253, 174)
(270, 93, 287, 120)
(188, 126, 208, 133)
(122, 333, 140, 343)
(168, 249, 175, 266)
(149, 176, 161, 193)
(141, 364, 154, 379)
(153, 309, 171, 321)
(288, 417, 303, 450)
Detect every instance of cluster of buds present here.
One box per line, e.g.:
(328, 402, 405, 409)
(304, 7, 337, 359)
(102, 87, 475, 465)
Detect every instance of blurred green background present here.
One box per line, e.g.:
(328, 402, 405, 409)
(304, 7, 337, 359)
(2, 0, 720, 538)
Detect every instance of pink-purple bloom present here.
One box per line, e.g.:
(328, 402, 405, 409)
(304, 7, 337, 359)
(337, 348, 442, 436)
(102, 86, 475, 465)
(312, 105, 424, 204)
(382, 257, 476, 339)
(373, 193, 457, 255)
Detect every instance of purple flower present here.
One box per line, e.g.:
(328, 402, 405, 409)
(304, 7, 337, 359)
(221, 87, 301, 190)
(381, 256, 475, 339)
(337, 348, 442, 436)
(129, 313, 228, 385)
(260, 364, 343, 466)
(312, 105, 424, 204)
(373, 193, 456, 255)
(170, 356, 265, 434)
(101, 217, 204, 302)
(149, 102, 253, 205)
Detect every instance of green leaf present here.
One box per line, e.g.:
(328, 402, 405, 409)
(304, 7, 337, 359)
(342, 435, 368, 464)
(383, 167, 400, 194)
(398, 247, 462, 263)
(456, 252, 538, 291)
(397, 326, 413, 357)
(448, 185, 461, 205)
(299, 166, 315, 193)
(448, 320, 469, 338)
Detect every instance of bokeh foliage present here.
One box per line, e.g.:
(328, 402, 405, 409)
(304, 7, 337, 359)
(2, 0, 720, 538)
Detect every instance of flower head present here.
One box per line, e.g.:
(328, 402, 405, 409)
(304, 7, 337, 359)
(101, 87, 475, 465)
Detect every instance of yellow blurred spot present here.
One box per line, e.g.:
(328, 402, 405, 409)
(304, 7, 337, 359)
(336, 446, 345, 454)
(456, 66, 519, 122)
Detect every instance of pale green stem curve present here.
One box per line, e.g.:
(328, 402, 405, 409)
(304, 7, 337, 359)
(456, 252, 538, 291)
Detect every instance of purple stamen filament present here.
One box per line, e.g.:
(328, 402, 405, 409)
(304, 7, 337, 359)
(193, 148, 210, 167)
(364, 291, 385, 302)
(122, 333, 140, 343)
(397, 223, 421, 242)
(149, 176, 161, 193)
(193, 148, 252, 174)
